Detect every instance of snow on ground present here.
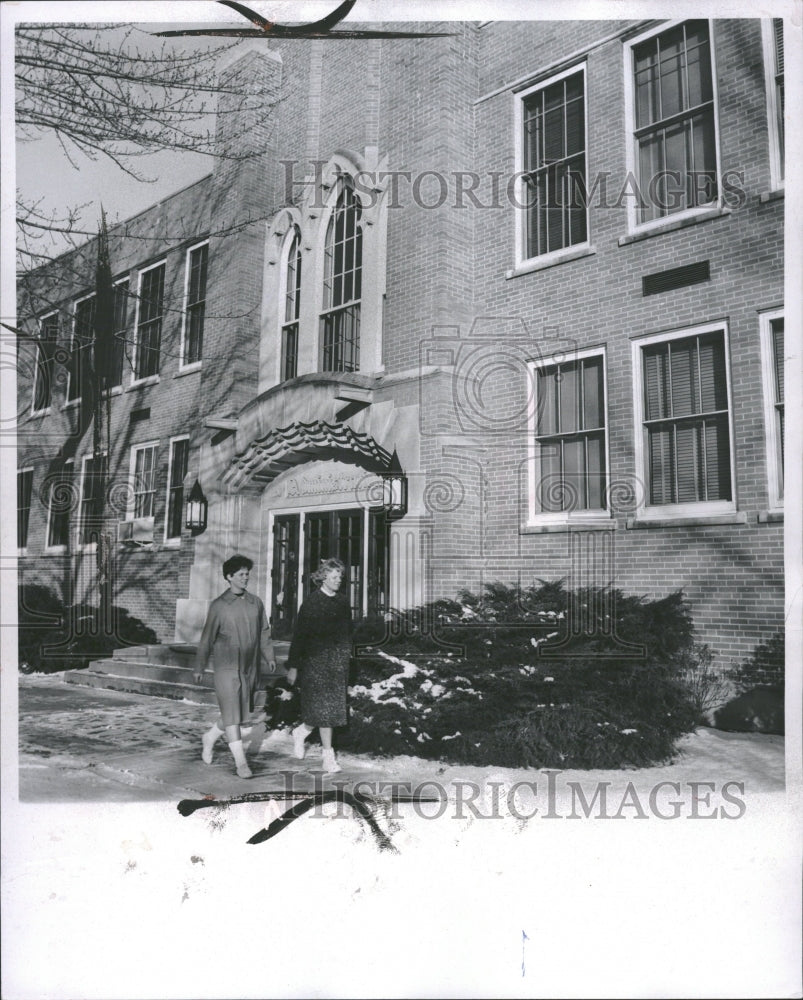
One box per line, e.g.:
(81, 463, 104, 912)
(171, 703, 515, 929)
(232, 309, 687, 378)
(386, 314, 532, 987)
(3, 725, 799, 999)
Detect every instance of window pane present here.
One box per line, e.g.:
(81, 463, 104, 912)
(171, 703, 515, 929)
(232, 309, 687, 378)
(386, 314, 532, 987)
(658, 40, 685, 118)
(586, 433, 605, 509)
(669, 338, 697, 416)
(698, 333, 728, 411)
(690, 110, 717, 202)
(771, 318, 784, 401)
(648, 426, 674, 503)
(537, 367, 557, 435)
(675, 421, 702, 502)
(634, 56, 659, 129)
(582, 356, 604, 428)
(643, 346, 670, 420)
(704, 415, 732, 501)
(686, 29, 713, 105)
(558, 362, 578, 434)
(539, 442, 561, 512)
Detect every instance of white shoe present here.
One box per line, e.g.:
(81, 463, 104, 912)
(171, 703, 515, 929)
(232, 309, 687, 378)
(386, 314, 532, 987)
(236, 763, 253, 779)
(322, 749, 342, 774)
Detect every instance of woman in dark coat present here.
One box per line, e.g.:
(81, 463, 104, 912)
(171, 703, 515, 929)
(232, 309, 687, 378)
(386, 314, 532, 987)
(286, 557, 352, 773)
(193, 554, 275, 778)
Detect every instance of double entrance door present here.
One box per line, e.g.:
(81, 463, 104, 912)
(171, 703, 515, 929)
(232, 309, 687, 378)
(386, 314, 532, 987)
(270, 507, 388, 640)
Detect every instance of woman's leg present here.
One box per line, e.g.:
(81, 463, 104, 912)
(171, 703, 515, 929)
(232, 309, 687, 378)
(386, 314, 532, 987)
(319, 727, 341, 773)
(292, 721, 312, 759)
(201, 718, 225, 763)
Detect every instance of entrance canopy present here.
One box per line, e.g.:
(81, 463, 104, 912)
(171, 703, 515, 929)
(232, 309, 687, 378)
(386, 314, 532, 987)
(222, 419, 392, 494)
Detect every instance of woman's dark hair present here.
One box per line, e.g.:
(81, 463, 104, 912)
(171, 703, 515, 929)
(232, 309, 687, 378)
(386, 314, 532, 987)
(223, 554, 254, 580)
(311, 557, 346, 584)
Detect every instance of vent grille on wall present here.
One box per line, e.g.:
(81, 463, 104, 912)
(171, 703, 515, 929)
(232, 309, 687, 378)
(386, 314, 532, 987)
(642, 260, 710, 296)
(130, 408, 150, 423)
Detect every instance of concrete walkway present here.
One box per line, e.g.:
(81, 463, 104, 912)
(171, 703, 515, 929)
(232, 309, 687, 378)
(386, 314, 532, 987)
(18, 674, 405, 802)
(17, 673, 786, 806)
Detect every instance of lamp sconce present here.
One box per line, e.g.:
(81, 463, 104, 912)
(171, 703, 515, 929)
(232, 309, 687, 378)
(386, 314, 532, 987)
(380, 450, 408, 521)
(185, 479, 208, 535)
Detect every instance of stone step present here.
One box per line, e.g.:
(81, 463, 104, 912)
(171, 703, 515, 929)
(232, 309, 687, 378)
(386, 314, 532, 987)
(111, 644, 195, 667)
(86, 658, 207, 685)
(63, 669, 219, 705)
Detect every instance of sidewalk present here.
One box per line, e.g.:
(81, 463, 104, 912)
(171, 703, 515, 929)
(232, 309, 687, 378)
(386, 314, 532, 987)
(17, 672, 786, 804)
(17, 673, 406, 802)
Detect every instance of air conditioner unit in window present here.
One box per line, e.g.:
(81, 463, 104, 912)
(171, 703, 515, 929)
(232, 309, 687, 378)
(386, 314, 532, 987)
(118, 516, 155, 546)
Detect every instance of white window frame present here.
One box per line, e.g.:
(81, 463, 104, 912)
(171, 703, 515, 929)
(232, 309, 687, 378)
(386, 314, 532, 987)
(179, 241, 208, 371)
(65, 293, 95, 409)
(31, 312, 58, 416)
(128, 441, 160, 521)
(130, 260, 165, 386)
(631, 321, 736, 521)
(623, 19, 723, 236)
(45, 458, 74, 552)
(527, 346, 610, 525)
(77, 452, 108, 552)
(760, 309, 784, 511)
(163, 435, 189, 544)
(761, 19, 784, 192)
(17, 466, 34, 554)
(514, 63, 590, 269)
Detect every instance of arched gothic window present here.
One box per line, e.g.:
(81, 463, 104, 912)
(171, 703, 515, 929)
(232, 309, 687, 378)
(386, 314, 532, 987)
(281, 226, 302, 381)
(321, 178, 362, 372)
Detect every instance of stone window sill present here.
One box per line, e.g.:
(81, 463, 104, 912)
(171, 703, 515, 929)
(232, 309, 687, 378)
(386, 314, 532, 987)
(521, 518, 617, 534)
(618, 206, 731, 246)
(626, 512, 747, 529)
(507, 245, 596, 279)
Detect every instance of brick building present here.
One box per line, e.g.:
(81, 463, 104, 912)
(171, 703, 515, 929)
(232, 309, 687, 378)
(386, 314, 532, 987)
(17, 18, 786, 665)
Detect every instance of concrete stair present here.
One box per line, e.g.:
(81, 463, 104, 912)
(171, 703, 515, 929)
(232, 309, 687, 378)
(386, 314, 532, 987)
(63, 642, 290, 704)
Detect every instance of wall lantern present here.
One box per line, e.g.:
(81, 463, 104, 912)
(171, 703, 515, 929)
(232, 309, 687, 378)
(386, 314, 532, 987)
(185, 480, 208, 535)
(381, 450, 408, 521)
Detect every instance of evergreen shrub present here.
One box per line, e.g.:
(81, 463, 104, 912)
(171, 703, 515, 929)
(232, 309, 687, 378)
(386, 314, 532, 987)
(342, 582, 700, 769)
(18, 583, 158, 673)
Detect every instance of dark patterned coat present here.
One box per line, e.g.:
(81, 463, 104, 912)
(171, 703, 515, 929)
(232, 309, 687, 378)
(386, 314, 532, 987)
(287, 588, 352, 727)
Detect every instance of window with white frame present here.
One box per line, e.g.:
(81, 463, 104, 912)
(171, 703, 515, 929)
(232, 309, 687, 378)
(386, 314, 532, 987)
(763, 19, 784, 189)
(134, 263, 165, 380)
(46, 459, 73, 549)
(530, 348, 608, 518)
(281, 227, 302, 381)
(760, 311, 784, 508)
(32, 313, 58, 414)
(627, 20, 718, 227)
(633, 325, 734, 514)
(165, 437, 189, 540)
(77, 454, 107, 547)
(130, 443, 159, 519)
(67, 295, 95, 404)
(520, 66, 588, 261)
(17, 468, 34, 550)
(321, 177, 362, 372)
(182, 243, 207, 366)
